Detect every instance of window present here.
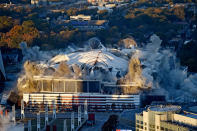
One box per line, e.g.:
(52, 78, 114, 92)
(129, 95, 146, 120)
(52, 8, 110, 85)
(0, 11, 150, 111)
(137, 120, 139, 123)
(140, 121, 143, 124)
(145, 122, 147, 125)
(157, 126, 159, 129)
(161, 127, 164, 130)
(144, 127, 147, 130)
(165, 128, 168, 131)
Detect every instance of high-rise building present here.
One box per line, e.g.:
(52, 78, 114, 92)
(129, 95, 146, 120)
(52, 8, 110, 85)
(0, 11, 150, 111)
(70, 15, 91, 21)
(31, 0, 47, 6)
(136, 105, 197, 131)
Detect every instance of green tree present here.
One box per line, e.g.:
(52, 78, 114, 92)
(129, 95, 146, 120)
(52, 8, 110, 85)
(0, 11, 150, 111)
(173, 7, 185, 20)
(0, 20, 39, 48)
(0, 16, 13, 32)
(66, 8, 78, 16)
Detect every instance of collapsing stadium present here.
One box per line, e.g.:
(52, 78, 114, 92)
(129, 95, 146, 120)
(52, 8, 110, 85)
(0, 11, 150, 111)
(6, 35, 197, 113)
(22, 76, 141, 111)
(29, 76, 140, 94)
(16, 38, 145, 111)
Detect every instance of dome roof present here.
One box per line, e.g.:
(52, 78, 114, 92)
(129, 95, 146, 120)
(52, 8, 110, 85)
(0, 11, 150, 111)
(50, 50, 128, 76)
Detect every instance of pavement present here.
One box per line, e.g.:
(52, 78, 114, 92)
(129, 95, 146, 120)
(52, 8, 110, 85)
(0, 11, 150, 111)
(80, 112, 114, 131)
(80, 109, 143, 131)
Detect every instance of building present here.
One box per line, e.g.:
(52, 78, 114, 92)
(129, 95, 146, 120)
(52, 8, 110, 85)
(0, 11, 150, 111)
(22, 76, 141, 111)
(136, 105, 197, 131)
(23, 93, 140, 111)
(87, 0, 128, 5)
(70, 15, 91, 21)
(56, 14, 108, 30)
(31, 0, 47, 6)
(63, 20, 109, 31)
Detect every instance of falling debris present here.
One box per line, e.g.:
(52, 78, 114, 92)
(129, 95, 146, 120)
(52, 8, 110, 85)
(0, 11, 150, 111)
(54, 62, 72, 77)
(15, 36, 197, 102)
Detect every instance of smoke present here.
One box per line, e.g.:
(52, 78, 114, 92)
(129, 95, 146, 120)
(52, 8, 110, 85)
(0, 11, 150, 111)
(72, 64, 82, 79)
(16, 36, 197, 102)
(157, 51, 197, 101)
(20, 42, 53, 61)
(88, 37, 105, 50)
(118, 37, 137, 49)
(54, 62, 72, 77)
(124, 56, 145, 87)
(140, 34, 197, 102)
(0, 107, 23, 131)
(17, 60, 47, 95)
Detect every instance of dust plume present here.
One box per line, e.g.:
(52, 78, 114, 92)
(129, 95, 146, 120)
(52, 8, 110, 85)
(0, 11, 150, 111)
(141, 34, 197, 102)
(0, 107, 23, 131)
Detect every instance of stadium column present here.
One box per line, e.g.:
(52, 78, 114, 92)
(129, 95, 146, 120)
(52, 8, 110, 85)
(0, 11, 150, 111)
(78, 105, 81, 126)
(52, 80, 54, 92)
(29, 94, 32, 111)
(21, 99, 25, 119)
(12, 104, 15, 124)
(37, 112, 40, 131)
(42, 80, 44, 91)
(28, 120, 31, 131)
(64, 119, 67, 131)
(45, 102, 48, 127)
(84, 99, 88, 120)
(71, 112, 74, 131)
(64, 80, 66, 92)
(53, 100, 56, 119)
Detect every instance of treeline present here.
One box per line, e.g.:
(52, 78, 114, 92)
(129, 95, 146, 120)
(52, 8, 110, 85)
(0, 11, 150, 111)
(0, 6, 110, 49)
(0, 19, 39, 48)
(0, 0, 195, 49)
(109, 4, 189, 45)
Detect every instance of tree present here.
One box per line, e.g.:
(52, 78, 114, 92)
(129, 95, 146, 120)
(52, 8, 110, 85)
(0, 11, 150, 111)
(102, 115, 118, 131)
(22, 20, 40, 45)
(0, 16, 13, 32)
(174, 7, 185, 20)
(98, 9, 109, 19)
(0, 20, 39, 48)
(1, 25, 23, 48)
(66, 8, 78, 16)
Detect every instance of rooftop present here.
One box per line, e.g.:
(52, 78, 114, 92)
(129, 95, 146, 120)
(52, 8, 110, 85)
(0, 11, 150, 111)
(33, 75, 101, 81)
(63, 20, 108, 26)
(148, 105, 181, 112)
(180, 111, 197, 119)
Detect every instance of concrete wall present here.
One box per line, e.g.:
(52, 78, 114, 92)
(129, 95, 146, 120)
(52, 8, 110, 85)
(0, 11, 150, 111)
(173, 114, 197, 127)
(23, 93, 141, 109)
(70, 15, 91, 21)
(160, 121, 189, 131)
(135, 106, 195, 131)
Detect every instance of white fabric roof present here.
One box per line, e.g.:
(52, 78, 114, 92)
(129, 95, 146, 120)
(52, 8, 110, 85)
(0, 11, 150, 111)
(50, 50, 128, 76)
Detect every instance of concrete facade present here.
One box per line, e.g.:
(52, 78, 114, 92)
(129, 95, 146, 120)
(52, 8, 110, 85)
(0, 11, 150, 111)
(70, 15, 91, 21)
(31, 0, 47, 6)
(23, 93, 140, 111)
(136, 105, 197, 131)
